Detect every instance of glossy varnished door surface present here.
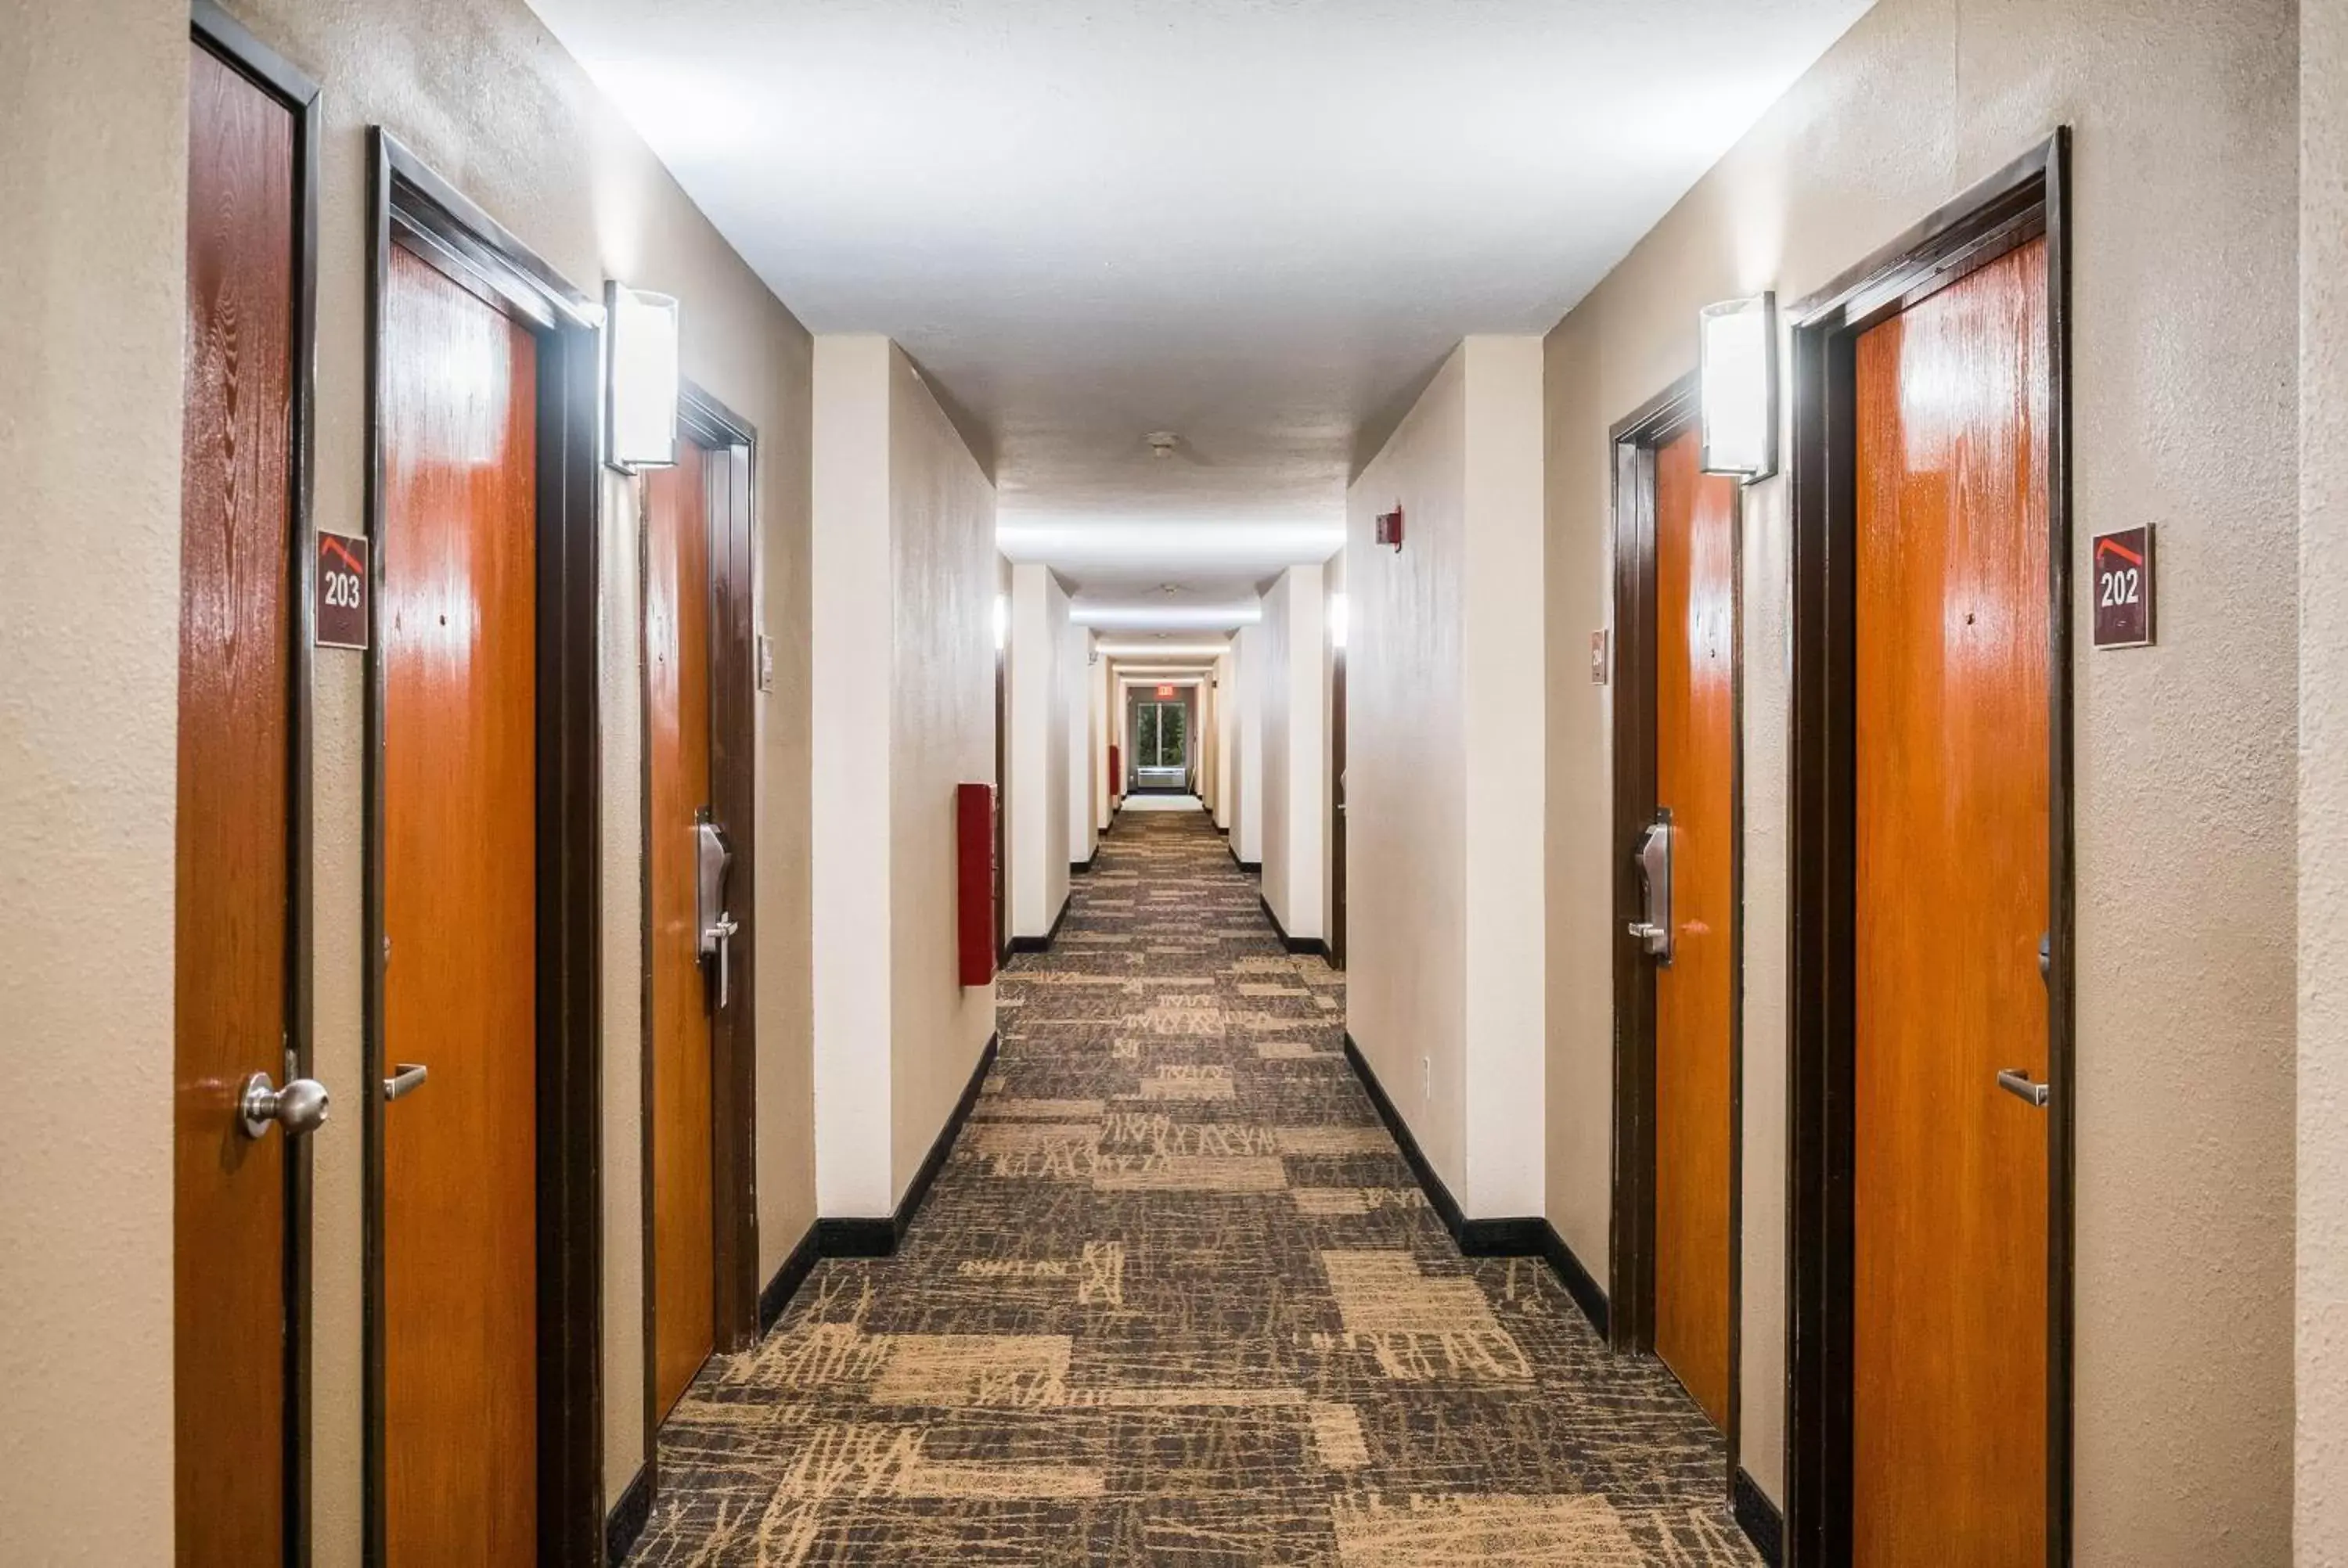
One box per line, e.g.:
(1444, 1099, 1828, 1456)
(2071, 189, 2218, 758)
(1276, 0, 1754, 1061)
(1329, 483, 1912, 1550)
(1650, 428, 1735, 1430)
(1852, 236, 2050, 1565)
(380, 242, 539, 1567)
(177, 42, 295, 1567)
(646, 438, 717, 1419)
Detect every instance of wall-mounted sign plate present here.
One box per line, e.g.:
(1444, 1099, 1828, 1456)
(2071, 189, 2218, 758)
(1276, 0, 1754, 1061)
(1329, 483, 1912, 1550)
(315, 530, 369, 650)
(2091, 526, 2154, 649)
(1590, 628, 1610, 685)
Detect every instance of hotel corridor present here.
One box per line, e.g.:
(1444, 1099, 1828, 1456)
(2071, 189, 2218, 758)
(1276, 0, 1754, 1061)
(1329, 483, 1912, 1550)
(624, 807, 1748, 1565)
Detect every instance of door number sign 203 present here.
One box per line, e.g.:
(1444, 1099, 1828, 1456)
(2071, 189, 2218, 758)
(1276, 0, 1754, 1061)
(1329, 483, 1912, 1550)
(2091, 526, 2154, 649)
(316, 530, 369, 650)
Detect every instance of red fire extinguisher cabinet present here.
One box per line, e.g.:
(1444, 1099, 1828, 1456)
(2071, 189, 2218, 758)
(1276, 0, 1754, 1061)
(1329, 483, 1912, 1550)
(956, 782, 996, 986)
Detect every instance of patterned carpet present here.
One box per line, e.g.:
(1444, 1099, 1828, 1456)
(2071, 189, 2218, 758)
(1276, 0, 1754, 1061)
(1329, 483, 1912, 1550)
(625, 807, 1753, 1565)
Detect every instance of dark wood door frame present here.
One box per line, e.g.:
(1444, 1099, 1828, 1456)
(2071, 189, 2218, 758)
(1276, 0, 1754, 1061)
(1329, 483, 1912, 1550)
(635, 381, 763, 1510)
(362, 128, 606, 1568)
(186, 7, 319, 1560)
(1607, 370, 1745, 1496)
(1781, 128, 2073, 1568)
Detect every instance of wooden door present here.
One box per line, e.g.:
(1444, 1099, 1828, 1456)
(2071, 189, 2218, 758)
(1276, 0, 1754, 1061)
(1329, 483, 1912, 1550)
(1331, 653, 1347, 969)
(646, 438, 717, 1419)
(1851, 236, 2050, 1564)
(1650, 428, 1736, 1429)
(380, 241, 541, 1567)
(177, 39, 297, 1566)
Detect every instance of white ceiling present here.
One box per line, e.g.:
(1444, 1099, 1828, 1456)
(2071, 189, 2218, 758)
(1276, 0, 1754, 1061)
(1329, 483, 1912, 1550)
(530, 0, 1871, 630)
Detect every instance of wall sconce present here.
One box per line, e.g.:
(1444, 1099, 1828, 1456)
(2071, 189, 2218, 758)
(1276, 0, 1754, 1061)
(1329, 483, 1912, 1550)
(994, 592, 1010, 651)
(1328, 592, 1349, 651)
(604, 281, 680, 471)
(1699, 291, 1777, 482)
(1374, 505, 1404, 550)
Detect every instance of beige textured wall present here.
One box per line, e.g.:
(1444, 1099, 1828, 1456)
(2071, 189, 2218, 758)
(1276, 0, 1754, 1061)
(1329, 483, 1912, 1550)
(1351, 348, 1473, 1188)
(0, 0, 819, 1552)
(1322, 549, 1347, 941)
(1262, 563, 1328, 941)
(1007, 563, 1070, 937)
(1235, 622, 1266, 862)
(1066, 620, 1096, 865)
(1350, 340, 1547, 1217)
(1214, 648, 1236, 830)
(1542, 0, 2299, 1553)
(1458, 336, 1546, 1218)
(0, 1, 187, 1559)
(886, 345, 999, 1200)
(812, 334, 896, 1215)
(2303, 0, 2347, 1556)
(1098, 649, 1117, 830)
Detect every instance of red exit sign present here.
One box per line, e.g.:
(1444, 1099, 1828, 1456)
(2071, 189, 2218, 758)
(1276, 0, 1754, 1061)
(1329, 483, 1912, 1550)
(1156, 684, 1176, 698)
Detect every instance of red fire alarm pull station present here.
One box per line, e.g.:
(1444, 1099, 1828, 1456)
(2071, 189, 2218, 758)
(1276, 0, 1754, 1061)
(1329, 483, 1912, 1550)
(1375, 505, 1404, 550)
(955, 782, 996, 987)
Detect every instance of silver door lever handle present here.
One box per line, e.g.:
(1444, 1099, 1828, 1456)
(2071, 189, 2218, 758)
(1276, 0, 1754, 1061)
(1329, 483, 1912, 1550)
(1631, 816, 1673, 962)
(706, 914, 740, 1009)
(1996, 1068, 2051, 1107)
(384, 1063, 429, 1102)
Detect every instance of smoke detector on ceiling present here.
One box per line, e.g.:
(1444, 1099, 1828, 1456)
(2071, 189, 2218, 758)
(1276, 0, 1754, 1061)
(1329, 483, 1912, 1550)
(1145, 431, 1179, 460)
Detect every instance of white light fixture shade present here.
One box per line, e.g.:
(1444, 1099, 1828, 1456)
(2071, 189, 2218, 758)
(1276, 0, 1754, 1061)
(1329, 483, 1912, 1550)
(994, 593, 1010, 650)
(1328, 592, 1349, 651)
(605, 282, 680, 469)
(1095, 642, 1232, 660)
(1699, 291, 1777, 482)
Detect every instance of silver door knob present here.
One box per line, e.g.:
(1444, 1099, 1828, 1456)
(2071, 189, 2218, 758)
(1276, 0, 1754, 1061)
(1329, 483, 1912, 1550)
(239, 1072, 330, 1139)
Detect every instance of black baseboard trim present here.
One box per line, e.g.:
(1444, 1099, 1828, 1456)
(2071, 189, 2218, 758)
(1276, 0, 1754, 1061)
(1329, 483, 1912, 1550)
(813, 1031, 999, 1261)
(1733, 1468, 1784, 1566)
(1537, 1220, 1611, 1339)
(1458, 1216, 1549, 1256)
(757, 1220, 821, 1335)
(815, 1217, 896, 1257)
(1341, 1033, 1609, 1339)
(1258, 894, 1331, 958)
(1071, 851, 1097, 873)
(1342, 1032, 1468, 1237)
(1009, 895, 1073, 954)
(604, 1461, 653, 1565)
(897, 1029, 998, 1235)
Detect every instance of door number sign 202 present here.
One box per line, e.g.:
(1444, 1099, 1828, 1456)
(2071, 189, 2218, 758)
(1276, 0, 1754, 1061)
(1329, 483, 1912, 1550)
(2091, 526, 2154, 649)
(316, 530, 369, 650)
